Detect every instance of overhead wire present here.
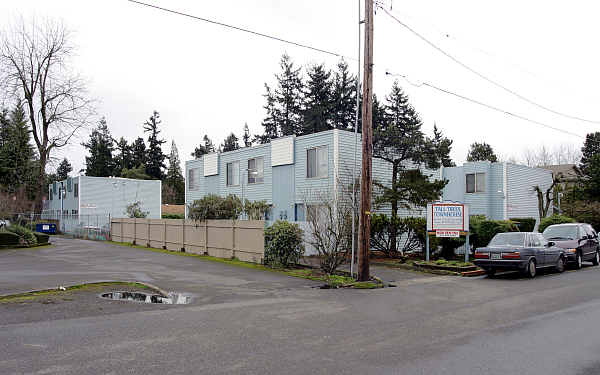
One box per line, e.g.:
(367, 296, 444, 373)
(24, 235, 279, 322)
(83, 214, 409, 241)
(127, 0, 357, 61)
(375, 2, 600, 125)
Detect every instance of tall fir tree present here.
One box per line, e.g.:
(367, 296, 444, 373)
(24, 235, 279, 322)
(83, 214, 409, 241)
(56, 158, 72, 181)
(274, 53, 303, 136)
(0, 102, 36, 192)
(113, 137, 133, 177)
(372, 81, 446, 255)
(427, 123, 455, 167)
(331, 59, 357, 130)
(243, 123, 252, 147)
(301, 63, 333, 135)
(82, 117, 114, 177)
(163, 140, 185, 204)
(131, 137, 147, 168)
(143, 111, 166, 180)
(576, 132, 600, 178)
(191, 135, 216, 158)
(221, 133, 240, 152)
(256, 84, 279, 144)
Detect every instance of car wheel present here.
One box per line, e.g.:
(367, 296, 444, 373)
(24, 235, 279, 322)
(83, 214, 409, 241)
(526, 259, 536, 278)
(593, 252, 600, 266)
(575, 252, 583, 269)
(555, 256, 565, 273)
(486, 269, 496, 277)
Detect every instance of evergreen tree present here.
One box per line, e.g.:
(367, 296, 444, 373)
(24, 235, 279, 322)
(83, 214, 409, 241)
(256, 84, 279, 144)
(243, 123, 252, 147)
(82, 117, 114, 177)
(301, 63, 333, 135)
(427, 123, 455, 167)
(191, 135, 216, 158)
(120, 164, 151, 180)
(164, 140, 185, 204)
(131, 137, 147, 168)
(576, 132, 600, 178)
(221, 133, 240, 152)
(467, 142, 498, 162)
(56, 158, 72, 181)
(331, 59, 357, 130)
(274, 53, 303, 136)
(143, 111, 166, 180)
(0, 103, 36, 191)
(372, 81, 446, 256)
(113, 137, 133, 177)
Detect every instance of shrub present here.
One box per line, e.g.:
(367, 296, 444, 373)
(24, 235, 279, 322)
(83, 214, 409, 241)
(162, 213, 184, 219)
(188, 194, 242, 221)
(264, 220, 305, 268)
(509, 217, 537, 232)
(370, 215, 435, 258)
(472, 220, 518, 248)
(5, 225, 37, 245)
(539, 214, 576, 233)
(0, 231, 19, 246)
(33, 232, 50, 244)
(126, 201, 149, 218)
(243, 200, 271, 220)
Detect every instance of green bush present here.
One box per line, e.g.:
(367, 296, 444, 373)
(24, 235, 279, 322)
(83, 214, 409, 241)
(264, 220, 305, 268)
(5, 225, 37, 245)
(370, 214, 436, 258)
(188, 194, 242, 221)
(162, 213, 185, 219)
(539, 214, 576, 233)
(33, 232, 50, 244)
(0, 231, 20, 246)
(509, 217, 537, 232)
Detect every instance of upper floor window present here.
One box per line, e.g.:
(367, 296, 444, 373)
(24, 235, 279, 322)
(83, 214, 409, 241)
(307, 146, 328, 178)
(74, 183, 79, 198)
(188, 168, 198, 191)
(49, 188, 53, 200)
(226, 161, 240, 186)
(248, 157, 264, 184)
(466, 173, 485, 193)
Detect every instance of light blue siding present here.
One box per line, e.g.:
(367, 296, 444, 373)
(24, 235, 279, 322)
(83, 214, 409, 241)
(507, 163, 553, 223)
(272, 164, 295, 220)
(294, 131, 333, 203)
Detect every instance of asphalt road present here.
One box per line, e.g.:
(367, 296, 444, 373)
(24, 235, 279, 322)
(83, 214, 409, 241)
(2, 237, 600, 374)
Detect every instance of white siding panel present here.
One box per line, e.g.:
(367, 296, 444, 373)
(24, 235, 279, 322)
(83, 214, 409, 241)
(203, 153, 219, 176)
(271, 136, 295, 166)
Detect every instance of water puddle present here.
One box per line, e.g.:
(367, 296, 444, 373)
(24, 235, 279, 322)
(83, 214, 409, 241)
(100, 291, 191, 304)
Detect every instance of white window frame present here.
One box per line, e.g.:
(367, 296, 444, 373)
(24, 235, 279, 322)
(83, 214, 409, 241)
(466, 172, 486, 193)
(307, 145, 328, 179)
(248, 157, 264, 184)
(226, 161, 240, 187)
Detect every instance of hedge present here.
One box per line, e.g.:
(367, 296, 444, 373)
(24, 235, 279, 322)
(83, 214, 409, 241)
(161, 213, 185, 219)
(509, 217, 537, 232)
(264, 220, 305, 268)
(539, 215, 576, 233)
(0, 231, 20, 246)
(5, 225, 37, 246)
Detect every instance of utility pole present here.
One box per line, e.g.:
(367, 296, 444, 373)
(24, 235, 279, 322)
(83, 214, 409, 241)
(358, 0, 373, 282)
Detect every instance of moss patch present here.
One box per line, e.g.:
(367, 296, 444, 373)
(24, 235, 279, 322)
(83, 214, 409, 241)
(0, 282, 152, 304)
(0, 243, 53, 251)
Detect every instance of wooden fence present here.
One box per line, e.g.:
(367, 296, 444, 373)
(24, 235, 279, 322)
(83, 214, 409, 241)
(110, 218, 265, 263)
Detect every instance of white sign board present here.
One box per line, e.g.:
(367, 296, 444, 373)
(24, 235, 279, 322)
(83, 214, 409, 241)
(427, 202, 469, 232)
(436, 230, 460, 238)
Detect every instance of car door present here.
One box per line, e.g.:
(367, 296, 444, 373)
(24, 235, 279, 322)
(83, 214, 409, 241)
(539, 233, 558, 266)
(584, 225, 598, 260)
(529, 233, 545, 266)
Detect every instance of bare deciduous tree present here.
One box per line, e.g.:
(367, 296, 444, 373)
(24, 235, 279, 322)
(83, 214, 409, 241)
(0, 18, 94, 211)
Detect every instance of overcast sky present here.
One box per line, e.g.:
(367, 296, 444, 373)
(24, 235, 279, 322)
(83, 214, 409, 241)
(2, 0, 599, 174)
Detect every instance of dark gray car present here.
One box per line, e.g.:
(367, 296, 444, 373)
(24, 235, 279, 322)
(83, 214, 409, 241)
(474, 232, 566, 278)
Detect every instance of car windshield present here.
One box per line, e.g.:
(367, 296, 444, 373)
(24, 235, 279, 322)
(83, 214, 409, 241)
(543, 225, 578, 240)
(488, 233, 526, 247)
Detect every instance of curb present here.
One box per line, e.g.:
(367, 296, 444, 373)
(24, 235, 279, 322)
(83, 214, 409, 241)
(461, 270, 486, 277)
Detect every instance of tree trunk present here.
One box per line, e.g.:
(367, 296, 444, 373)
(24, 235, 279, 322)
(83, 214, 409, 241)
(34, 154, 47, 214)
(389, 163, 398, 256)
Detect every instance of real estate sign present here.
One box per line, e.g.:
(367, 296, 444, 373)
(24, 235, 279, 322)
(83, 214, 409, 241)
(427, 202, 469, 235)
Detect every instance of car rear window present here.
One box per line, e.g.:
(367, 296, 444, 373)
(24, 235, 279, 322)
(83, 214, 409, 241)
(543, 225, 578, 240)
(489, 233, 526, 247)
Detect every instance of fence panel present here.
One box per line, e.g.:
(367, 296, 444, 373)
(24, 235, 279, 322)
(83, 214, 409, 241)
(111, 218, 265, 263)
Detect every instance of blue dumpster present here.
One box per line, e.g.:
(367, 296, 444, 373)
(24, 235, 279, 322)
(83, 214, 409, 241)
(36, 223, 57, 234)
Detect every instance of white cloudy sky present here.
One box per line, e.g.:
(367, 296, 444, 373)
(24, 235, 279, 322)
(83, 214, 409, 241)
(2, 0, 599, 174)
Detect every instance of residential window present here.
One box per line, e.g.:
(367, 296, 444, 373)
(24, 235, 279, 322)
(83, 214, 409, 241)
(49, 189, 53, 200)
(248, 157, 264, 184)
(71, 210, 78, 215)
(62, 210, 68, 216)
(188, 169, 197, 191)
(306, 204, 327, 224)
(74, 183, 78, 198)
(307, 146, 328, 178)
(466, 173, 486, 193)
(226, 161, 240, 186)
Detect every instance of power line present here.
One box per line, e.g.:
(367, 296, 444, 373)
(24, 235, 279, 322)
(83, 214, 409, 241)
(127, 0, 356, 61)
(385, 71, 586, 139)
(376, 3, 600, 125)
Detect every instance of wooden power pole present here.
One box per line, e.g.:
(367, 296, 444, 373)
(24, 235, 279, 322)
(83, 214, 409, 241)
(358, 0, 374, 282)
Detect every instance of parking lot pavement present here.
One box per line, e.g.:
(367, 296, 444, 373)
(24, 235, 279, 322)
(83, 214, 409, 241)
(4, 237, 600, 374)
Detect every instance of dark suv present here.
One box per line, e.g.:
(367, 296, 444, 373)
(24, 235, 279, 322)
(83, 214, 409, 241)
(542, 223, 599, 269)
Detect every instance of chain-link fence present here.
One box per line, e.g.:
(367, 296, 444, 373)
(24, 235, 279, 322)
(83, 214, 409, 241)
(4, 213, 112, 241)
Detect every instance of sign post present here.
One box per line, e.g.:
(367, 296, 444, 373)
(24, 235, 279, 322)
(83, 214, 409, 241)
(426, 202, 470, 261)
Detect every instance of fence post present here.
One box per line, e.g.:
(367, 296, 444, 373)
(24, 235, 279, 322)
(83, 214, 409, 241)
(204, 220, 208, 255)
(232, 220, 236, 260)
(133, 218, 136, 245)
(181, 219, 185, 252)
(163, 220, 167, 250)
(147, 219, 151, 247)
